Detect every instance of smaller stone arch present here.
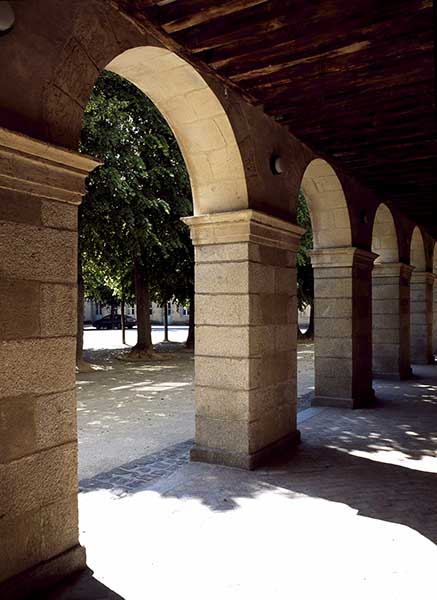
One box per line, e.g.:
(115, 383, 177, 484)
(410, 226, 427, 270)
(300, 158, 352, 249)
(371, 203, 399, 263)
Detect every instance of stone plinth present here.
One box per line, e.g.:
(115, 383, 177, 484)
(183, 210, 304, 469)
(410, 271, 434, 365)
(372, 263, 413, 379)
(0, 128, 99, 597)
(311, 247, 377, 408)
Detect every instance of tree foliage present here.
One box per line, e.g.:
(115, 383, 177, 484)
(78, 70, 193, 351)
(296, 190, 314, 312)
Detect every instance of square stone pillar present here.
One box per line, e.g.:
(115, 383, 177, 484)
(434, 275, 437, 357)
(372, 263, 413, 379)
(410, 271, 434, 364)
(0, 128, 99, 598)
(311, 247, 377, 408)
(183, 210, 303, 469)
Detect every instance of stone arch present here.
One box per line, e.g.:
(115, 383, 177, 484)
(410, 226, 427, 270)
(300, 158, 352, 249)
(106, 47, 248, 216)
(371, 203, 399, 263)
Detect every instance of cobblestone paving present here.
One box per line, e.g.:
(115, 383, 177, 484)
(79, 439, 193, 496)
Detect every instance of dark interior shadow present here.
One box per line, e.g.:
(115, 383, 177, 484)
(31, 568, 125, 600)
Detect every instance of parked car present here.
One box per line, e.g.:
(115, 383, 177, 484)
(92, 314, 137, 330)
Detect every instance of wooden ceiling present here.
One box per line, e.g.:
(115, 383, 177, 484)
(116, 0, 436, 238)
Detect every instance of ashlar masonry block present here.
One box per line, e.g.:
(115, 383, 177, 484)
(372, 263, 413, 379)
(184, 209, 303, 469)
(410, 271, 434, 365)
(311, 247, 377, 408)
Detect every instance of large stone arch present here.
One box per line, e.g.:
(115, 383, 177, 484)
(106, 47, 248, 216)
(410, 226, 427, 270)
(371, 203, 399, 263)
(300, 158, 352, 249)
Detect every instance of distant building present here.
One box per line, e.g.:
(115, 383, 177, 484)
(84, 299, 189, 325)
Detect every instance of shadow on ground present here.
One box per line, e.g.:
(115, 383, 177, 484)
(33, 569, 125, 599)
(80, 365, 437, 546)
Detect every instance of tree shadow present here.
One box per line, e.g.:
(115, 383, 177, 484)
(95, 363, 437, 544)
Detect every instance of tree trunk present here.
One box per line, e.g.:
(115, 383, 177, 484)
(305, 302, 314, 339)
(121, 298, 126, 345)
(186, 292, 195, 349)
(163, 304, 169, 342)
(133, 257, 152, 353)
(76, 256, 93, 371)
(76, 258, 85, 365)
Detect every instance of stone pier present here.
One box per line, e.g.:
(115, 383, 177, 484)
(311, 247, 377, 408)
(372, 263, 413, 379)
(410, 271, 434, 364)
(184, 210, 303, 469)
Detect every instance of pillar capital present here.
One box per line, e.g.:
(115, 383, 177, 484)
(182, 209, 304, 251)
(0, 127, 100, 205)
(310, 246, 378, 268)
(372, 262, 414, 279)
(410, 270, 434, 284)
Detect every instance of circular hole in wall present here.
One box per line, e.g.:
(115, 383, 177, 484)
(270, 154, 285, 175)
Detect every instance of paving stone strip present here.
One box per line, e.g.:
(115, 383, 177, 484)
(79, 439, 193, 496)
(79, 396, 315, 496)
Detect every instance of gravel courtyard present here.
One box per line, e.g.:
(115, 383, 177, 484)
(77, 328, 315, 481)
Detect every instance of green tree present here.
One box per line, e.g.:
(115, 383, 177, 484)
(296, 190, 314, 338)
(78, 70, 193, 363)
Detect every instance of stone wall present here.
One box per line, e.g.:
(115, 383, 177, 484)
(0, 129, 98, 597)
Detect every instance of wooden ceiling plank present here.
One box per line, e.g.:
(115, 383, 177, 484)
(159, 0, 269, 33)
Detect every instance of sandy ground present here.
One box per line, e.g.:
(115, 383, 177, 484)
(78, 329, 315, 480)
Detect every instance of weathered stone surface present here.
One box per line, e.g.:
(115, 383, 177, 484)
(0, 222, 77, 283)
(196, 415, 249, 454)
(41, 495, 79, 561)
(410, 272, 433, 364)
(0, 442, 77, 518)
(195, 243, 249, 263)
(0, 280, 40, 340)
(0, 188, 41, 226)
(186, 210, 301, 469)
(0, 337, 76, 397)
(0, 389, 76, 463)
(196, 294, 250, 326)
(40, 284, 77, 338)
(41, 200, 78, 231)
(0, 510, 42, 582)
(312, 247, 375, 407)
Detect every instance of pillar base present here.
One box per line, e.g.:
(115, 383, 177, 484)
(0, 545, 86, 600)
(190, 430, 301, 470)
(312, 389, 376, 409)
(373, 367, 413, 380)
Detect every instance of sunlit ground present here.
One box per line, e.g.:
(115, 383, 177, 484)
(79, 463, 437, 600)
(83, 324, 188, 350)
(76, 364, 437, 599)
(77, 333, 315, 479)
(76, 330, 437, 599)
